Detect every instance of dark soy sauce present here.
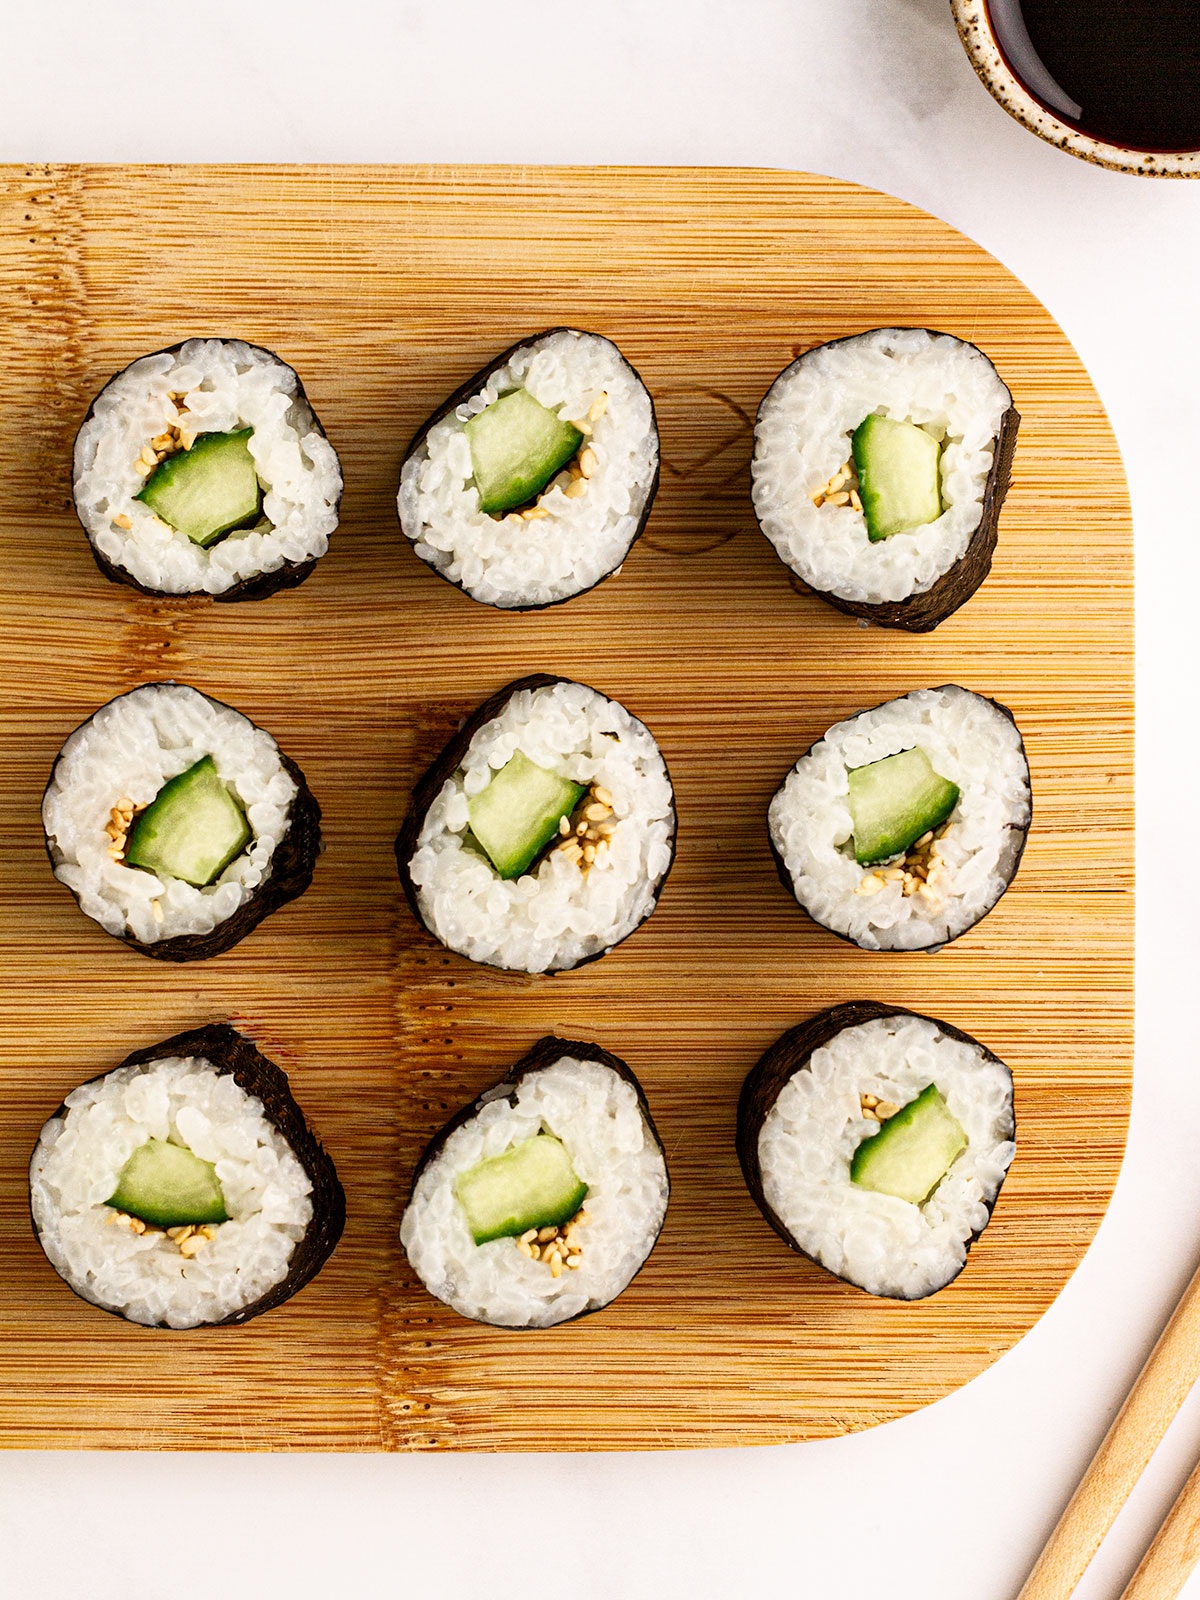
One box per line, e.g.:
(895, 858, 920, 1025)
(986, 0, 1200, 152)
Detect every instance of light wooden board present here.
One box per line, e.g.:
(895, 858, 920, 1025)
(0, 164, 1132, 1451)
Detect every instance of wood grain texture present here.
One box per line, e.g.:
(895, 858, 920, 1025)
(0, 164, 1132, 1452)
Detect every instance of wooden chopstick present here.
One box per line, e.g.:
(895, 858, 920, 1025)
(1117, 1456, 1200, 1599)
(1017, 1257, 1200, 1599)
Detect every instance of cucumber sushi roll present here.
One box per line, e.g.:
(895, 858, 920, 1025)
(751, 328, 1018, 631)
(42, 682, 321, 961)
(401, 1036, 669, 1328)
(769, 685, 1031, 952)
(30, 1024, 344, 1328)
(74, 339, 342, 601)
(397, 328, 659, 609)
(737, 1002, 1015, 1299)
(396, 674, 676, 974)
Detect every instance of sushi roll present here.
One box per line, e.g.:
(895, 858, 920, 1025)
(401, 1036, 669, 1328)
(396, 674, 676, 974)
(751, 327, 1018, 631)
(74, 338, 342, 601)
(737, 1002, 1015, 1299)
(30, 1024, 344, 1328)
(769, 684, 1031, 952)
(397, 328, 659, 609)
(42, 682, 321, 961)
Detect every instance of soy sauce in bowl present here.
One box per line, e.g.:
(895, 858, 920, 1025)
(986, 0, 1200, 153)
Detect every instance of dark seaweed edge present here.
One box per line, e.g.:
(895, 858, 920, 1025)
(396, 328, 661, 611)
(394, 673, 677, 974)
(41, 682, 322, 963)
(752, 328, 1019, 633)
(766, 684, 1031, 953)
(402, 1034, 669, 1329)
(29, 1023, 345, 1329)
(736, 1001, 1015, 1301)
(73, 338, 343, 604)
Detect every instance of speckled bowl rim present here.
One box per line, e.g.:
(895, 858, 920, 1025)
(951, 0, 1200, 177)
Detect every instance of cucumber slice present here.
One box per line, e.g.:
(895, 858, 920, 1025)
(847, 747, 959, 866)
(135, 428, 263, 548)
(467, 751, 585, 880)
(851, 414, 941, 542)
(124, 755, 252, 888)
(465, 388, 583, 515)
(850, 1084, 967, 1205)
(108, 1137, 229, 1228)
(454, 1133, 588, 1245)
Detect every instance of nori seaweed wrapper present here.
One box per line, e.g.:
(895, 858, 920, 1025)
(42, 683, 322, 963)
(74, 339, 342, 604)
(736, 1001, 1014, 1301)
(403, 1034, 669, 1328)
(395, 673, 677, 975)
(766, 684, 1031, 953)
(397, 328, 660, 610)
(753, 329, 1019, 633)
(30, 1022, 345, 1328)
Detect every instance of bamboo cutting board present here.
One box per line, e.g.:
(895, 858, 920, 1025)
(0, 164, 1132, 1451)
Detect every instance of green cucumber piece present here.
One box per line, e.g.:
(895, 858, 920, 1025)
(847, 747, 959, 866)
(108, 1137, 229, 1228)
(454, 1133, 588, 1245)
(465, 388, 583, 515)
(851, 414, 941, 542)
(850, 1084, 967, 1205)
(467, 751, 585, 880)
(124, 755, 252, 888)
(135, 428, 263, 548)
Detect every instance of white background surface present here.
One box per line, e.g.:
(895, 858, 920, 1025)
(2, 2, 1198, 1596)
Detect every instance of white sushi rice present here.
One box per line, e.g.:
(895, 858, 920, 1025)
(398, 329, 658, 608)
(75, 339, 342, 596)
(759, 1014, 1014, 1299)
(769, 685, 1030, 951)
(43, 684, 297, 946)
(408, 680, 675, 973)
(30, 1055, 313, 1328)
(752, 328, 1012, 605)
(401, 1054, 668, 1328)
